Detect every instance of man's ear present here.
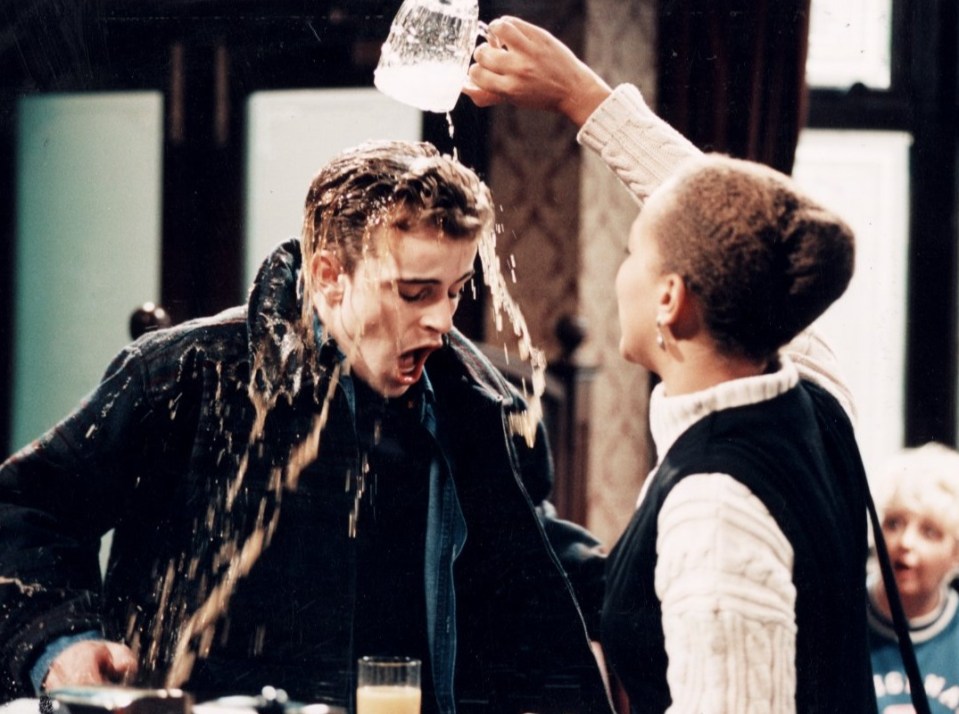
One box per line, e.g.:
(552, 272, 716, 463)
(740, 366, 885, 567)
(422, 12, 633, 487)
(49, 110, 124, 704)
(311, 250, 346, 305)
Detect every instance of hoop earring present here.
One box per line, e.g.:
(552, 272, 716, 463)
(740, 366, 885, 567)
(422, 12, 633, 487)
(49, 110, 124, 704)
(655, 319, 666, 351)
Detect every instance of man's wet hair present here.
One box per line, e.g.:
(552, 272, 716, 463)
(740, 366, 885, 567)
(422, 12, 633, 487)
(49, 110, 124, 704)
(301, 139, 493, 275)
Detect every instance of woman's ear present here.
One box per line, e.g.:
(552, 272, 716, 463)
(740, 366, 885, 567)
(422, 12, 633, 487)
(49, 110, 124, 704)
(311, 250, 345, 305)
(656, 273, 687, 328)
(658, 273, 703, 344)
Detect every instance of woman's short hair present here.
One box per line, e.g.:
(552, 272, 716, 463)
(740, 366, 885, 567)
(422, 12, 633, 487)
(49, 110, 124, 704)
(300, 139, 493, 275)
(874, 442, 959, 544)
(653, 154, 855, 362)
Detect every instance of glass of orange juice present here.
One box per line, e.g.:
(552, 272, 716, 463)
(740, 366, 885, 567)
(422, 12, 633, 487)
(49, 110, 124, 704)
(356, 656, 421, 714)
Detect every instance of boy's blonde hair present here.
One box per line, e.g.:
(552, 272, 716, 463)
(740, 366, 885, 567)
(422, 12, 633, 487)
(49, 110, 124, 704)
(875, 442, 959, 543)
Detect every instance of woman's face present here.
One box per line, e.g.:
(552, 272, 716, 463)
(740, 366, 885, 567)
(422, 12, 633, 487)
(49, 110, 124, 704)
(615, 194, 670, 369)
(881, 506, 959, 613)
(316, 226, 478, 397)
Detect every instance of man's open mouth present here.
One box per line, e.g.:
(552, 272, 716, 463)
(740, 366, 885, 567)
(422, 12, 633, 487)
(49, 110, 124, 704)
(397, 346, 436, 383)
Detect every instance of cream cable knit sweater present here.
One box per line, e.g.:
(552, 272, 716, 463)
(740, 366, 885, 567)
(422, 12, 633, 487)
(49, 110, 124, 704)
(578, 84, 857, 714)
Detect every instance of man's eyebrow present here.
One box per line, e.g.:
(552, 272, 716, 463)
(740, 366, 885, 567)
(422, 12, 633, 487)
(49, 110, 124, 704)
(395, 270, 475, 286)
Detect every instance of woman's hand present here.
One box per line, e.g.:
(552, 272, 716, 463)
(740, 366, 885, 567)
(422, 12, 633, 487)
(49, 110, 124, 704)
(43, 640, 138, 689)
(464, 16, 612, 126)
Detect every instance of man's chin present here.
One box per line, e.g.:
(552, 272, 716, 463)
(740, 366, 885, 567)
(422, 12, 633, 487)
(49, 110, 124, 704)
(362, 373, 413, 399)
(379, 382, 412, 398)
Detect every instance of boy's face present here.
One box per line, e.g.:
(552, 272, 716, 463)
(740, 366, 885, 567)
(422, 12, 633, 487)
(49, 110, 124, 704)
(313, 225, 478, 397)
(881, 506, 959, 604)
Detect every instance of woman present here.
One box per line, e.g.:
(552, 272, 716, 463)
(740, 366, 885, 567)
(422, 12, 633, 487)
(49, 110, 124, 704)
(467, 18, 876, 714)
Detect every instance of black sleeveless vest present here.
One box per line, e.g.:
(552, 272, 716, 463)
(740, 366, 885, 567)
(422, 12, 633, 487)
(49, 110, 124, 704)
(601, 381, 877, 713)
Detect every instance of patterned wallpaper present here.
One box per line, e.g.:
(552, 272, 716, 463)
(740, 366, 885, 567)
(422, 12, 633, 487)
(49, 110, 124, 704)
(580, 0, 658, 547)
(483, 0, 583, 360)
(484, 0, 658, 547)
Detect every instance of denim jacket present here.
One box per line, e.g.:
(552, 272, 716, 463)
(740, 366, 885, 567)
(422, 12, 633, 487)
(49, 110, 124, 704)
(0, 240, 610, 713)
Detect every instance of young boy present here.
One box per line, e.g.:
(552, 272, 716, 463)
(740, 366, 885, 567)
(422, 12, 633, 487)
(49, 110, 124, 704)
(868, 442, 959, 713)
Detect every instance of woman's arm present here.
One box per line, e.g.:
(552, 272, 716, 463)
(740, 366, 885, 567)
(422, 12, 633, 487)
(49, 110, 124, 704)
(576, 84, 700, 207)
(465, 17, 700, 206)
(468, 18, 855, 421)
(656, 474, 797, 713)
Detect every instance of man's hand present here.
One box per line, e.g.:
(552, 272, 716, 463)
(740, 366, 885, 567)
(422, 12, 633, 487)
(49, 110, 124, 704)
(464, 16, 612, 126)
(42, 640, 138, 690)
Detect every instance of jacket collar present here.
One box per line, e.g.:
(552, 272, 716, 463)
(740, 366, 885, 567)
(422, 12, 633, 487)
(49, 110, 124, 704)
(245, 239, 521, 413)
(245, 238, 315, 410)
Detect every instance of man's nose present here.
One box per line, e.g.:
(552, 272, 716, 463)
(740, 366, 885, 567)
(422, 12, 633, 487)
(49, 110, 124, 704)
(422, 299, 455, 334)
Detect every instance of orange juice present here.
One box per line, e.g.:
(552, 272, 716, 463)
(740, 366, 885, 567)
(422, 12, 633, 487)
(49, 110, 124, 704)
(356, 684, 421, 714)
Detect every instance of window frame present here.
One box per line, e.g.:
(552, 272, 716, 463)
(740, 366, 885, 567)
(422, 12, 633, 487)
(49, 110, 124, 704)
(804, 0, 959, 446)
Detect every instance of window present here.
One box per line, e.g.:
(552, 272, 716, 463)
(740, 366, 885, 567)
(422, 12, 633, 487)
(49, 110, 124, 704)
(243, 89, 421, 285)
(796, 0, 959, 457)
(806, 0, 893, 90)
(792, 129, 910, 474)
(12, 93, 163, 450)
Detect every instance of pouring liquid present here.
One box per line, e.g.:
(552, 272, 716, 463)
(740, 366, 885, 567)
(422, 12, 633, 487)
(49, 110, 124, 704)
(374, 62, 467, 114)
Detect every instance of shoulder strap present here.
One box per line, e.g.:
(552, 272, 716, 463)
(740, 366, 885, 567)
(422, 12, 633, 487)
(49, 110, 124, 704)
(802, 380, 928, 712)
(864, 482, 932, 714)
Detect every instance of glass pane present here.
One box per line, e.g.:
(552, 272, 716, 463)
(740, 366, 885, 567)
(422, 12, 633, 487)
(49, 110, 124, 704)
(13, 93, 163, 450)
(806, 0, 892, 89)
(792, 129, 911, 478)
(244, 89, 422, 286)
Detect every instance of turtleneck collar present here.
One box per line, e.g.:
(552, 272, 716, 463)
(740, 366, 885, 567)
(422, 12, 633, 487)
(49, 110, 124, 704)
(649, 355, 801, 467)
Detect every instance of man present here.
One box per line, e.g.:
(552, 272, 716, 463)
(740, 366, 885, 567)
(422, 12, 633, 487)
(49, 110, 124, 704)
(0, 140, 609, 714)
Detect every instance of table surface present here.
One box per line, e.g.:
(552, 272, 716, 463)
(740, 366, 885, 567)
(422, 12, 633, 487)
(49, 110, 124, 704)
(1, 701, 46, 714)
(0, 700, 346, 714)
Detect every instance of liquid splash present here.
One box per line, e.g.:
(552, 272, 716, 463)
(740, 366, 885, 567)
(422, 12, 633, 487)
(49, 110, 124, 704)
(163, 356, 342, 688)
(477, 222, 546, 446)
(150, 136, 546, 686)
(0, 575, 44, 596)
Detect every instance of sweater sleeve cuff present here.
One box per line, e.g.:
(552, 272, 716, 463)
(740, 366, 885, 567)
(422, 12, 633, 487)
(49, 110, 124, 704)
(574, 84, 703, 205)
(576, 84, 654, 154)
